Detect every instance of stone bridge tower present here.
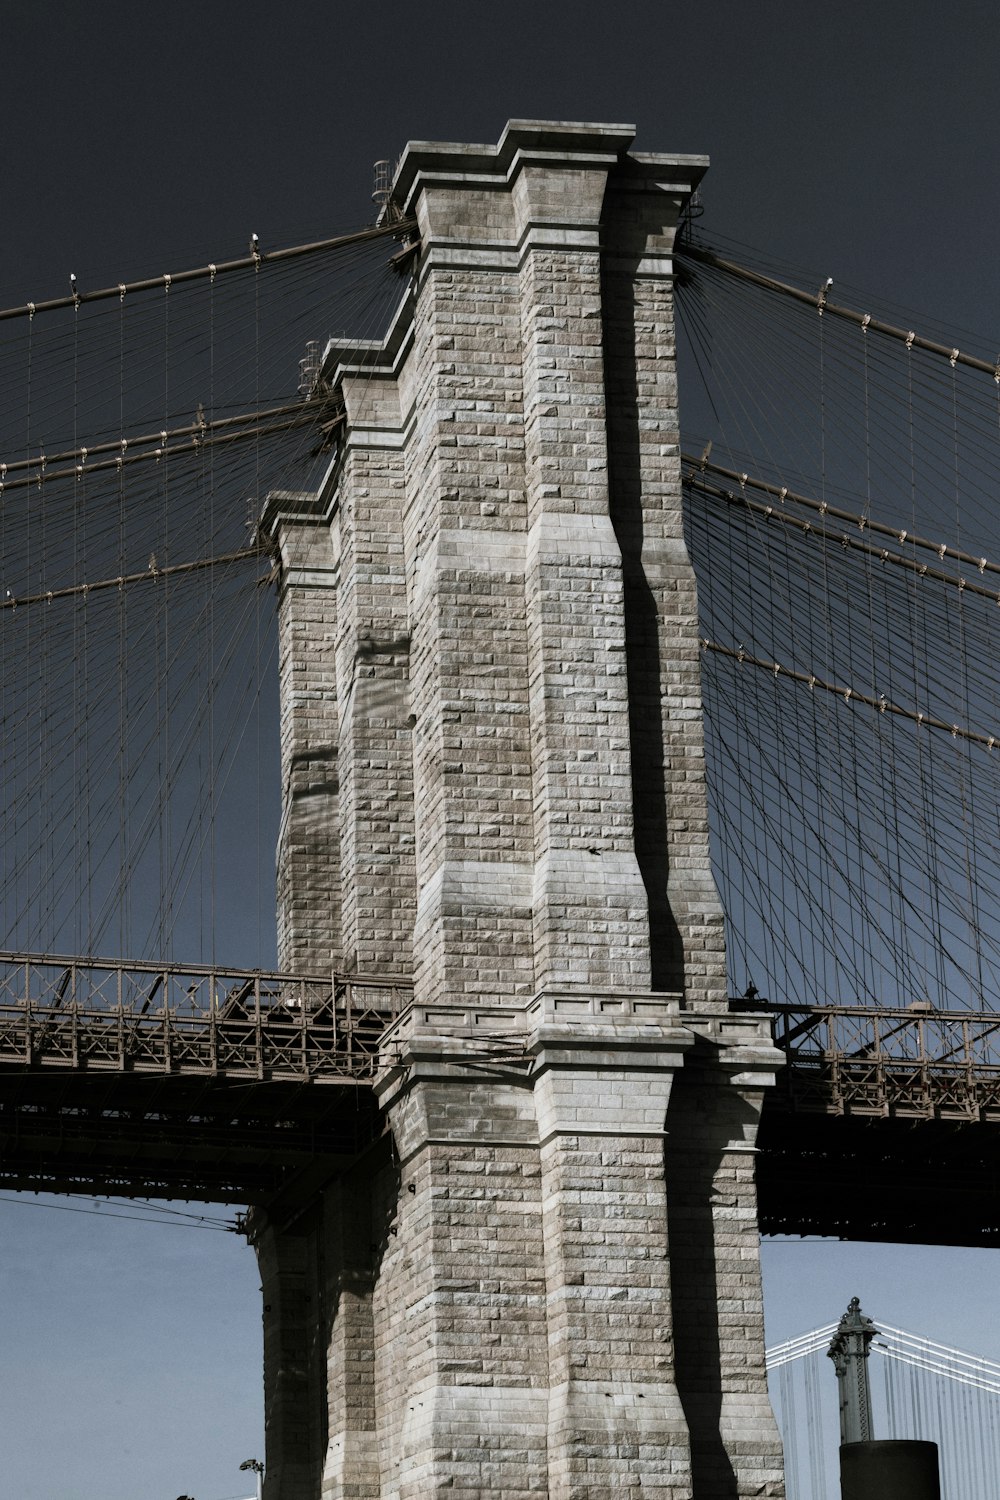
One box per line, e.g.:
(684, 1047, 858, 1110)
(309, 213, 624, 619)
(257, 121, 784, 1499)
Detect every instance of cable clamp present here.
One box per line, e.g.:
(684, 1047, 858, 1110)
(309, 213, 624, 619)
(1, 464, 6, 480)
(905, 331, 915, 351)
(121, 438, 128, 452)
(163, 274, 171, 292)
(880, 548, 889, 563)
(739, 472, 748, 488)
(979, 557, 988, 573)
(938, 542, 947, 560)
(80, 448, 87, 465)
(950, 348, 960, 367)
(819, 500, 828, 515)
(878, 694, 887, 713)
(898, 529, 907, 544)
(119, 284, 126, 302)
(808, 675, 817, 691)
(918, 563, 927, 576)
(764, 504, 773, 518)
(989, 736, 997, 751)
(209, 263, 217, 282)
(843, 687, 852, 702)
(858, 515, 867, 531)
(779, 486, 788, 503)
(861, 313, 871, 332)
(27, 302, 35, 319)
(952, 724, 960, 738)
(916, 711, 925, 724)
(817, 277, 833, 315)
(737, 644, 746, 663)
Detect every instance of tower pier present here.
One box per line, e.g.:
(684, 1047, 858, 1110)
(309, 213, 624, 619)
(257, 120, 783, 1499)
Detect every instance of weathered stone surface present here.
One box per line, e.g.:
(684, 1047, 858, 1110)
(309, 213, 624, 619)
(255, 120, 785, 1500)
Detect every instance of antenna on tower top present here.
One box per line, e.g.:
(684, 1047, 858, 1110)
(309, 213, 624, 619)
(372, 158, 404, 225)
(373, 162, 392, 211)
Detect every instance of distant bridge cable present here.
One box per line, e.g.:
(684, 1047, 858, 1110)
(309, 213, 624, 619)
(678, 243, 1000, 1010)
(680, 242, 1000, 382)
(684, 454, 1000, 589)
(0, 210, 408, 962)
(701, 638, 1000, 754)
(0, 219, 416, 325)
(0, 396, 342, 493)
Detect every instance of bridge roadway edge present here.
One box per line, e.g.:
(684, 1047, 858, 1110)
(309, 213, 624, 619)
(250, 121, 785, 1499)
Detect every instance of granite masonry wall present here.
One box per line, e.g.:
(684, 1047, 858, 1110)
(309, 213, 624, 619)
(256, 120, 784, 1499)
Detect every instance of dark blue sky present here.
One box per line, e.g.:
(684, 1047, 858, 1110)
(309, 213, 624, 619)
(2, 0, 998, 329)
(3, 3, 1000, 1497)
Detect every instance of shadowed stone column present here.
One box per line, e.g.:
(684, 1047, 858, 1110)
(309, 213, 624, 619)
(602, 160, 728, 1008)
(261, 491, 342, 973)
(666, 1023, 785, 1499)
(375, 1008, 549, 1499)
(529, 994, 693, 1497)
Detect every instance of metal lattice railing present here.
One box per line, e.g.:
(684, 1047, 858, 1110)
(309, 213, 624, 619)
(769, 1002, 1000, 1118)
(0, 951, 412, 1082)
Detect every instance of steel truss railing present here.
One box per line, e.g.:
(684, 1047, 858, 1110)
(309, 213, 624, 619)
(0, 951, 412, 1082)
(769, 1002, 1000, 1118)
(4, 958, 1000, 1111)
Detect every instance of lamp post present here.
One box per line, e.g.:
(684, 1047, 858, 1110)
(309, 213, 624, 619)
(239, 1458, 264, 1500)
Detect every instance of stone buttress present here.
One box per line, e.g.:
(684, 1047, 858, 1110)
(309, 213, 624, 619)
(255, 121, 784, 1499)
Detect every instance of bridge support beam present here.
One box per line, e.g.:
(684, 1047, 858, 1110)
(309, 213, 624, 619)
(258, 120, 784, 1498)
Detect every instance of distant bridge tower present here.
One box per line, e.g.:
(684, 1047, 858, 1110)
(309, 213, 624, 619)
(256, 120, 784, 1500)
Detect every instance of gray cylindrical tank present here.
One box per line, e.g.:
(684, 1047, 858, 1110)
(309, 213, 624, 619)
(840, 1439, 940, 1500)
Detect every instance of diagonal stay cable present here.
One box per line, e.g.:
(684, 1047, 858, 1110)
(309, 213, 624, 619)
(702, 639, 1000, 752)
(0, 220, 417, 324)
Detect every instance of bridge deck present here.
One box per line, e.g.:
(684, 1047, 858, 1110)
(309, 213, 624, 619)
(4, 958, 1000, 1236)
(0, 954, 409, 1206)
(759, 1002, 1000, 1244)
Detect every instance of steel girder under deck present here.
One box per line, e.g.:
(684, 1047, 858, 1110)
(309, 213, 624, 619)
(0, 952, 409, 1207)
(757, 1000, 1000, 1244)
